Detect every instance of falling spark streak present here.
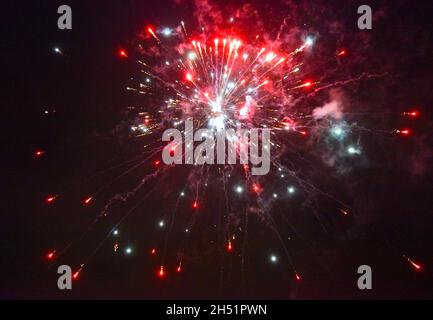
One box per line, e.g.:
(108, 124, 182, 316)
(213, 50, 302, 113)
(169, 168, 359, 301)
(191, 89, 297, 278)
(73, 264, 84, 280)
(394, 129, 411, 136)
(403, 110, 419, 117)
(403, 255, 422, 271)
(227, 240, 233, 252)
(148, 27, 160, 42)
(46, 195, 58, 203)
(340, 209, 349, 215)
(337, 49, 347, 56)
(181, 21, 187, 36)
(47, 250, 56, 260)
(158, 265, 165, 278)
(35, 150, 45, 157)
(119, 49, 128, 58)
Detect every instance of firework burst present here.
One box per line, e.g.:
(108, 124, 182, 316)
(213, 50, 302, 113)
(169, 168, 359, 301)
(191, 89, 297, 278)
(44, 1, 423, 293)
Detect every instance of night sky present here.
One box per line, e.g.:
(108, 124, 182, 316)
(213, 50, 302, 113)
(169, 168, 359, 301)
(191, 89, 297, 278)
(2, 0, 433, 299)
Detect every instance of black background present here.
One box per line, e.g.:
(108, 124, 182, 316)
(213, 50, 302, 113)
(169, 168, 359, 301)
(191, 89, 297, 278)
(2, 0, 433, 299)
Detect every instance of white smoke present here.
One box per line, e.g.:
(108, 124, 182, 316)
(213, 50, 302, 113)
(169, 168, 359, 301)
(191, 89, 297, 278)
(312, 90, 344, 120)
